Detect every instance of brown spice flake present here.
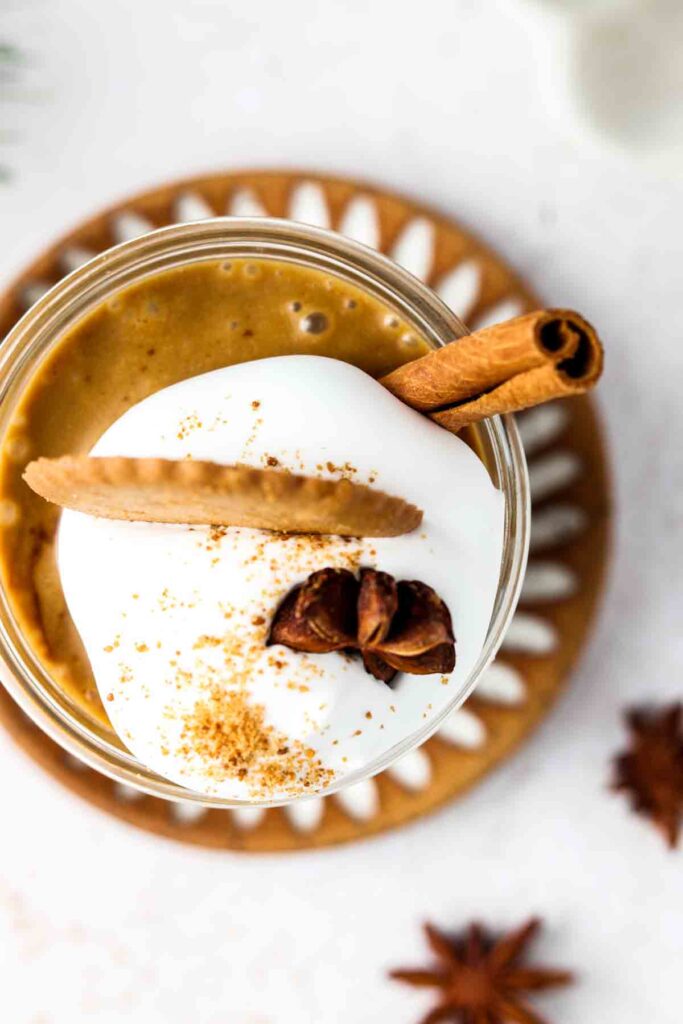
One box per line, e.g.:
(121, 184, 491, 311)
(208, 525, 228, 547)
(192, 634, 223, 650)
(324, 459, 358, 479)
(176, 413, 203, 439)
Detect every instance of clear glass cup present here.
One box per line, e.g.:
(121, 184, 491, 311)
(0, 218, 530, 807)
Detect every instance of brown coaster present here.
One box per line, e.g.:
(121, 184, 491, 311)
(0, 169, 611, 851)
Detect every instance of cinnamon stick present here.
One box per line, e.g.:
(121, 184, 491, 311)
(380, 309, 596, 409)
(380, 309, 603, 429)
(432, 357, 600, 431)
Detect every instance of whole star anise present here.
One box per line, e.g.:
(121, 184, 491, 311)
(267, 567, 455, 683)
(389, 918, 573, 1024)
(612, 703, 683, 847)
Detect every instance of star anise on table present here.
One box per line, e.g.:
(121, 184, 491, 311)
(389, 918, 573, 1024)
(267, 567, 455, 683)
(612, 702, 683, 848)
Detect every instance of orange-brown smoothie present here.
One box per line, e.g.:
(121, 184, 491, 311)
(0, 258, 428, 724)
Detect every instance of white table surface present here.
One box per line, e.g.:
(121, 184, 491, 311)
(1, 1, 682, 1021)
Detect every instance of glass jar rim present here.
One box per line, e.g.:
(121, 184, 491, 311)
(0, 218, 529, 807)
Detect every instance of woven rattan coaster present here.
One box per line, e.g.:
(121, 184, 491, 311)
(0, 170, 611, 851)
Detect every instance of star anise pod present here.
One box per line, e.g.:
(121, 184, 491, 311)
(612, 703, 683, 847)
(389, 918, 573, 1024)
(267, 567, 455, 683)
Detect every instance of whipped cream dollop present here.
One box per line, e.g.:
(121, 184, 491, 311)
(58, 356, 505, 802)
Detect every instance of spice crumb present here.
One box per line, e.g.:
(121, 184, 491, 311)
(178, 687, 335, 799)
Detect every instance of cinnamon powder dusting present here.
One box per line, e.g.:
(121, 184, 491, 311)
(178, 686, 334, 799)
(142, 529, 368, 798)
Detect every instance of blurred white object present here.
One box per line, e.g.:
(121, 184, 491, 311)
(517, 0, 683, 165)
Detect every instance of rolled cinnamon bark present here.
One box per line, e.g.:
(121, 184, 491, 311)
(380, 309, 597, 412)
(432, 339, 603, 431)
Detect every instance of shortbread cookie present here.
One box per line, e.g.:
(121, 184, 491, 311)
(24, 456, 423, 537)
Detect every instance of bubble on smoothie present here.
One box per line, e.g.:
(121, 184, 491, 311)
(384, 314, 400, 329)
(9, 411, 28, 431)
(343, 298, 357, 310)
(3, 435, 31, 462)
(288, 301, 302, 312)
(0, 499, 19, 527)
(400, 331, 420, 349)
(300, 312, 329, 335)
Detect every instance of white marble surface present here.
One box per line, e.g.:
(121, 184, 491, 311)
(1, 1, 682, 1021)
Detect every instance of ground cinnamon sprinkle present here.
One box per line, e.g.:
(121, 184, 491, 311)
(316, 459, 358, 479)
(176, 412, 203, 439)
(178, 686, 335, 798)
(241, 532, 364, 577)
(149, 528, 372, 799)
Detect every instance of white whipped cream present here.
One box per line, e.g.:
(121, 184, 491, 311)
(58, 356, 504, 801)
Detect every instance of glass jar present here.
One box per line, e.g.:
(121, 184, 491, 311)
(0, 218, 529, 807)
